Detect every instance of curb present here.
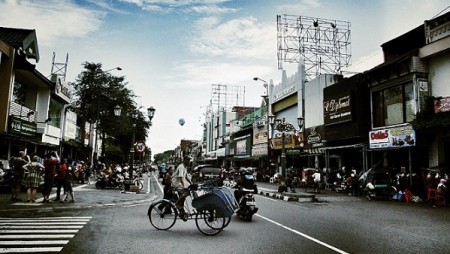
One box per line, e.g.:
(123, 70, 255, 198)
(258, 190, 317, 203)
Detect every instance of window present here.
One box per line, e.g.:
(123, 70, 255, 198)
(48, 98, 63, 128)
(372, 82, 415, 127)
(12, 82, 26, 105)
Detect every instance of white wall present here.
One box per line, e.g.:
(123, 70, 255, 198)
(304, 74, 340, 128)
(429, 51, 450, 97)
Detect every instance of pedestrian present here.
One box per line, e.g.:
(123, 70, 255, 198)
(11, 151, 30, 202)
(54, 159, 68, 201)
(163, 166, 175, 199)
(313, 169, 321, 192)
(42, 151, 60, 203)
(285, 173, 296, 193)
(61, 166, 75, 203)
(158, 166, 175, 212)
(23, 155, 44, 203)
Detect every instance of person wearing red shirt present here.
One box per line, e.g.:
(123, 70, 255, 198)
(43, 151, 60, 203)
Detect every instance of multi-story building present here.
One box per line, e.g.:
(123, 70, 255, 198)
(0, 27, 82, 167)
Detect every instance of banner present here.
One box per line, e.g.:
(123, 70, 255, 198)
(369, 124, 415, 149)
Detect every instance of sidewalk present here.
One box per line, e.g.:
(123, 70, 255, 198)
(0, 174, 158, 211)
(225, 180, 367, 203)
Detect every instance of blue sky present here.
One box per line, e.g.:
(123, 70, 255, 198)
(1, 0, 448, 156)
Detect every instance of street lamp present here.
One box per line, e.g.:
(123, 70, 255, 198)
(97, 67, 122, 161)
(254, 77, 270, 171)
(104, 67, 122, 72)
(129, 107, 156, 178)
(269, 116, 304, 179)
(114, 105, 122, 117)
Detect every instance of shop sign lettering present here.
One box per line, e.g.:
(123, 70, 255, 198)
(9, 116, 37, 137)
(434, 96, 450, 113)
(54, 77, 71, 103)
(369, 124, 415, 149)
(272, 85, 296, 102)
(324, 93, 352, 125)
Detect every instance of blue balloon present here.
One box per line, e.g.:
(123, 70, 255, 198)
(179, 118, 185, 126)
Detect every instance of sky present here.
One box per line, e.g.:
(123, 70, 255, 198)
(1, 0, 449, 157)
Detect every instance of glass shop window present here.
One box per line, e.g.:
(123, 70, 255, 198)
(372, 82, 415, 127)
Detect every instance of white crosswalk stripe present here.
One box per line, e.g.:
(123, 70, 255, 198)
(0, 217, 92, 253)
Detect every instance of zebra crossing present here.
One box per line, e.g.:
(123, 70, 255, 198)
(0, 216, 92, 253)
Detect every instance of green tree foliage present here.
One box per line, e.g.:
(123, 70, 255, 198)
(153, 150, 175, 165)
(69, 62, 150, 164)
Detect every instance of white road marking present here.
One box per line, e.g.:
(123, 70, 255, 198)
(0, 235, 74, 239)
(0, 230, 78, 233)
(256, 214, 349, 254)
(0, 217, 91, 253)
(0, 247, 63, 253)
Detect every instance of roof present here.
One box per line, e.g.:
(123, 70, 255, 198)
(0, 27, 39, 61)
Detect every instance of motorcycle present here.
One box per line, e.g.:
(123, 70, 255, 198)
(233, 169, 258, 221)
(0, 168, 14, 193)
(235, 187, 258, 221)
(95, 172, 124, 189)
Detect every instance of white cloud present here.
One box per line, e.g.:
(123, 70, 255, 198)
(276, 0, 321, 11)
(169, 60, 274, 88)
(0, 0, 103, 47)
(185, 4, 238, 14)
(189, 17, 276, 60)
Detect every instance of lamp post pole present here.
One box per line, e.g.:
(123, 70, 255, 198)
(130, 122, 136, 178)
(269, 117, 304, 179)
(281, 130, 286, 178)
(99, 66, 122, 162)
(253, 77, 270, 170)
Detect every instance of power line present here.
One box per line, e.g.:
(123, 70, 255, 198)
(432, 5, 450, 19)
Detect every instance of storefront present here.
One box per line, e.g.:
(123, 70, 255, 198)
(368, 124, 428, 193)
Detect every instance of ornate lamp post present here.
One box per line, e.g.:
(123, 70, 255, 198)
(269, 116, 305, 178)
(113, 105, 155, 178)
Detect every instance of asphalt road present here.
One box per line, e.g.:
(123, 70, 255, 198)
(1, 173, 450, 253)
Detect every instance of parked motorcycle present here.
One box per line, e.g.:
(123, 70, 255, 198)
(0, 168, 13, 193)
(95, 172, 124, 189)
(234, 169, 258, 221)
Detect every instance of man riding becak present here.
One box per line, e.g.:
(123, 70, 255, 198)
(171, 156, 192, 221)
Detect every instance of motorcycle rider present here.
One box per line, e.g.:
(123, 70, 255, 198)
(234, 168, 258, 202)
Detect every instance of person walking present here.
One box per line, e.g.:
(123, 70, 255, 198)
(61, 166, 75, 203)
(42, 151, 59, 203)
(23, 155, 44, 203)
(54, 159, 68, 201)
(11, 151, 29, 202)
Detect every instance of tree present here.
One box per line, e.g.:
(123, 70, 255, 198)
(70, 62, 150, 164)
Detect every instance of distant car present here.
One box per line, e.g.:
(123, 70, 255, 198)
(191, 165, 224, 184)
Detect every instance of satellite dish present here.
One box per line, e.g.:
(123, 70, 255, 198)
(179, 118, 185, 126)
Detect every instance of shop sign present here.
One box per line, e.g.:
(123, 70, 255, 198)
(369, 124, 415, 149)
(53, 76, 71, 103)
(252, 143, 268, 156)
(324, 92, 352, 125)
(64, 121, 76, 140)
(304, 126, 325, 149)
(272, 85, 296, 103)
(253, 128, 268, 145)
(271, 131, 304, 150)
(434, 96, 450, 113)
(9, 116, 37, 137)
(236, 139, 247, 156)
